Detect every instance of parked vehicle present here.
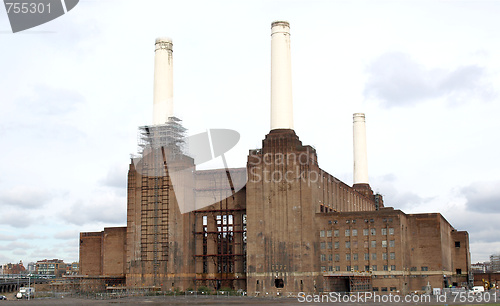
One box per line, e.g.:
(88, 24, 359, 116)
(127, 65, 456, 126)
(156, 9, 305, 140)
(472, 286, 485, 295)
(16, 287, 35, 299)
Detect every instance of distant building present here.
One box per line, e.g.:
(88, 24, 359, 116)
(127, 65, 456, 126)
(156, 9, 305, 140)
(490, 255, 500, 272)
(2, 261, 26, 274)
(67, 262, 79, 275)
(472, 262, 488, 274)
(36, 259, 67, 277)
(27, 262, 36, 274)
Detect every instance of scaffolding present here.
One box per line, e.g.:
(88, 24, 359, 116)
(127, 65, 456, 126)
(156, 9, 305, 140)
(137, 116, 187, 156)
(193, 169, 247, 290)
(137, 117, 187, 287)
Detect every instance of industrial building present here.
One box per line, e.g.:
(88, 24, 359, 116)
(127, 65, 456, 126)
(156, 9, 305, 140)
(79, 21, 471, 295)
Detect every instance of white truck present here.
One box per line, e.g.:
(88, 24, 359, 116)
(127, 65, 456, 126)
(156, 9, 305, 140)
(472, 286, 485, 295)
(16, 287, 35, 299)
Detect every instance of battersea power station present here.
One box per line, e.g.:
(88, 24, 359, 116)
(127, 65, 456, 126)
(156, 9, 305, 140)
(79, 21, 471, 294)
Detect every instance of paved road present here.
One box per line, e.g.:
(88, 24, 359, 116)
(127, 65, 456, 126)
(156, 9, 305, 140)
(1, 295, 500, 305)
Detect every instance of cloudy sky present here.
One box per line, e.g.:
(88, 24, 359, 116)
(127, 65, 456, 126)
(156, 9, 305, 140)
(0, 0, 499, 266)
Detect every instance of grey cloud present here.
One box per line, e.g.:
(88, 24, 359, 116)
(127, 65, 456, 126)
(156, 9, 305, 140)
(21, 84, 85, 116)
(100, 164, 128, 189)
(59, 195, 126, 226)
(371, 173, 433, 210)
(462, 181, 500, 214)
(0, 186, 52, 209)
(54, 230, 80, 240)
(0, 241, 31, 251)
(19, 234, 46, 240)
(0, 210, 40, 228)
(28, 248, 59, 260)
(0, 233, 17, 241)
(364, 52, 494, 107)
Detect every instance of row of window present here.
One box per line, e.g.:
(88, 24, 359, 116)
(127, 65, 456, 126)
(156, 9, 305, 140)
(320, 240, 396, 249)
(373, 287, 397, 292)
(328, 218, 394, 225)
(320, 228, 395, 238)
(411, 266, 428, 271)
(320, 252, 396, 262)
(320, 265, 397, 272)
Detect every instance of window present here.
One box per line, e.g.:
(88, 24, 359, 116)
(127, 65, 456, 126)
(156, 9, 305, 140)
(335, 254, 340, 261)
(346, 254, 351, 261)
(365, 265, 370, 271)
(326, 230, 332, 237)
(334, 242, 339, 249)
(421, 266, 428, 271)
(372, 265, 377, 271)
(372, 253, 377, 260)
(381, 228, 387, 235)
(372, 287, 379, 292)
(390, 287, 397, 292)
(345, 241, 350, 248)
(383, 265, 388, 271)
(334, 230, 339, 237)
(353, 253, 358, 261)
(354, 265, 358, 271)
(347, 266, 351, 271)
(391, 265, 396, 271)
(410, 267, 417, 271)
(363, 229, 369, 236)
(371, 228, 376, 235)
(456, 269, 462, 275)
(390, 252, 395, 260)
(389, 228, 394, 235)
(328, 242, 332, 249)
(364, 253, 369, 260)
(326, 254, 332, 261)
(381, 287, 388, 292)
(328, 266, 333, 271)
(320, 254, 326, 261)
(455, 241, 460, 248)
(389, 240, 395, 247)
(352, 229, 358, 236)
(371, 240, 376, 248)
(202, 215, 208, 226)
(382, 240, 387, 247)
(345, 229, 350, 237)
(335, 266, 340, 271)
(321, 266, 326, 272)
(320, 242, 326, 249)
(320, 230, 325, 237)
(382, 253, 387, 260)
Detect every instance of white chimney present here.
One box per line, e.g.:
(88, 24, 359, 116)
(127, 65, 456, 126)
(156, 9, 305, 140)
(353, 113, 369, 184)
(153, 37, 174, 125)
(271, 21, 294, 130)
